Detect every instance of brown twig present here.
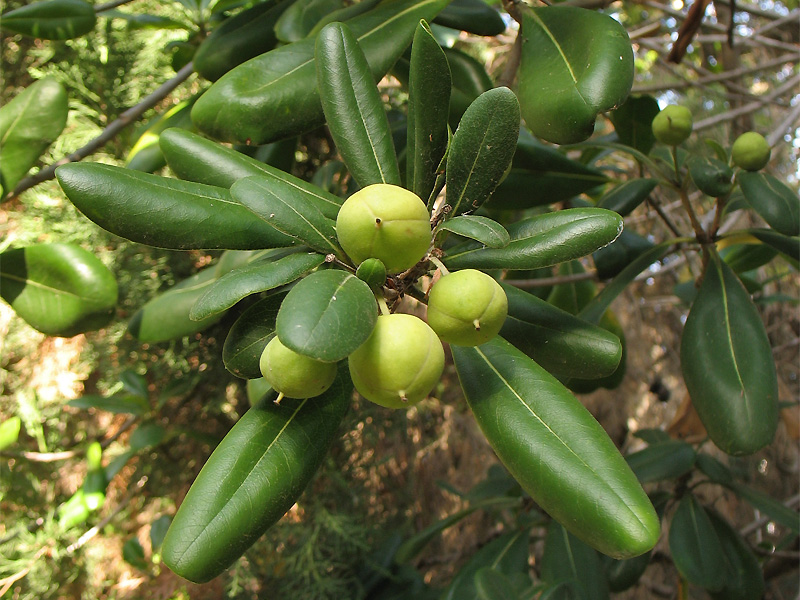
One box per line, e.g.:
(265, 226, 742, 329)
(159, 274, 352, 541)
(5, 62, 195, 202)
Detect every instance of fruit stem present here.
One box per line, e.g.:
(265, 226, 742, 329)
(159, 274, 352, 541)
(274, 392, 284, 405)
(429, 255, 450, 277)
(376, 294, 391, 316)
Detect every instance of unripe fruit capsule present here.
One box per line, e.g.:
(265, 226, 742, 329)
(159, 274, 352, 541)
(259, 337, 338, 399)
(348, 313, 444, 409)
(336, 184, 431, 274)
(732, 131, 771, 171)
(651, 105, 693, 146)
(427, 269, 508, 346)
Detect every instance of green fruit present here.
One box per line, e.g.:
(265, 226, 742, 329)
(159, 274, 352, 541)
(335, 184, 431, 273)
(348, 313, 444, 409)
(356, 257, 387, 289)
(427, 269, 508, 346)
(259, 337, 337, 399)
(732, 132, 771, 171)
(651, 105, 693, 146)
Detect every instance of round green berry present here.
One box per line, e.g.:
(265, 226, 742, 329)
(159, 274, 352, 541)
(651, 105, 693, 146)
(336, 184, 431, 274)
(356, 258, 387, 290)
(427, 269, 508, 346)
(348, 313, 444, 409)
(732, 132, 771, 171)
(259, 337, 337, 399)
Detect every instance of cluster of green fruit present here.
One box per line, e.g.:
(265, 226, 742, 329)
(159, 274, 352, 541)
(259, 183, 508, 409)
(652, 104, 771, 170)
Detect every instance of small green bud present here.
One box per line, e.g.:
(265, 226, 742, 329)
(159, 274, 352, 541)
(356, 258, 387, 289)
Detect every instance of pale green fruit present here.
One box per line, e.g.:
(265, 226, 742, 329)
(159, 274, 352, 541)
(348, 313, 444, 409)
(259, 337, 337, 399)
(732, 132, 771, 171)
(427, 269, 508, 346)
(651, 105, 693, 146)
(336, 184, 431, 274)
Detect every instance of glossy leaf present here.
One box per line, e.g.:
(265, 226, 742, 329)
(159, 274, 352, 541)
(438, 215, 509, 248)
(596, 178, 658, 217)
(609, 94, 659, 154)
(446, 87, 520, 216)
(489, 133, 609, 210)
(128, 266, 224, 343)
(56, 163, 297, 250)
(0, 0, 95, 39)
(0, 243, 117, 337)
(223, 294, 286, 379)
(150, 516, 172, 553)
(126, 98, 196, 173)
(161, 373, 351, 583)
(452, 337, 660, 558)
(160, 129, 343, 219)
(442, 46, 493, 126)
(738, 171, 800, 237)
(721, 242, 778, 274)
(747, 228, 800, 263)
(475, 568, 517, 600)
(0, 78, 68, 197)
(606, 551, 651, 592)
(689, 156, 734, 198)
(443, 208, 623, 271)
(592, 229, 654, 279)
(540, 521, 609, 600)
(276, 269, 377, 362)
(499, 283, 622, 379)
(707, 510, 765, 600)
(274, 0, 343, 43)
(680, 251, 779, 455)
(191, 0, 451, 145)
(728, 482, 800, 533)
(668, 494, 726, 590)
(442, 530, 530, 600)
(407, 20, 451, 202)
(194, 0, 293, 81)
(231, 176, 341, 256)
(434, 0, 505, 36)
(191, 252, 323, 321)
(307, 0, 382, 37)
(625, 440, 696, 483)
(316, 21, 400, 187)
(518, 6, 634, 144)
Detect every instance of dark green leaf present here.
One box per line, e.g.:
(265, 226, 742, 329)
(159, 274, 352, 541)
(707, 510, 765, 600)
(540, 521, 609, 600)
(443, 208, 623, 271)
(150, 515, 172, 553)
(120, 370, 148, 398)
(688, 156, 734, 198)
(747, 228, 800, 263)
(499, 283, 622, 379)
(68, 393, 149, 416)
(721, 242, 778, 273)
(223, 294, 286, 379)
(275, 0, 343, 43)
(441, 46, 493, 127)
(738, 171, 800, 237)
(438, 216, 509, 248)
(56, 163, 298, 250)
(728, 482, 799, 533)
(0, 243, 117, 337)
(316, 21, 400, 187)
(680, 251, 779, 455)
(0, 78, 68, 197)
(191, 252, 323, 321)
(276, 269, 377, 362)
(625, 440, 696, 483)
(161, 372, 351, 583)
(191, 0, 451, 145)
(442, 530, 530, 600)
(593, 229, 655, 279)
(126, 97, 196, 173)
(596, 179, 658, 217)
(160, 128, 343, 219)
(606, 551, 651, 592)
(128, 266, 224, 343)
(434, 0, 505, 36)
(609, 94, 659, 154)
(518, 6, 634, 144)
(446, 87, 520, 216)
(231, 176, 341, 256)
(103, 9, 188, 29)
(633, 428, 672, 445)
(668, 494, 726, 590)
(452, 337, 660, 559)
(307, 0, 382, 37)
(194, 0, 293, 81)
(123, 538, 148, 570)
(407, 20, 451, 202)
(695, 453, 734, 486)
(0, 0, 95, 39)
(130, 423, 166, 451)
(475, 567, 517, 600)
